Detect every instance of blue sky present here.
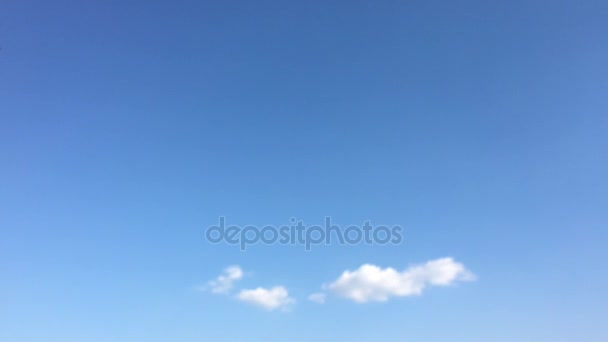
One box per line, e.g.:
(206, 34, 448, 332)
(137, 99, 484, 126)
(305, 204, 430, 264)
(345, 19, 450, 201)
(1, 0, 607, 341)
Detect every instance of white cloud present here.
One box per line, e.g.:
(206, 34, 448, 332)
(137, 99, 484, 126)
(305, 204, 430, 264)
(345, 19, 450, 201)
(327, 257, 475, 303)
(236, 286, 295, 311)
(308, 292, 326, 304)
(207, 266, 243, 294)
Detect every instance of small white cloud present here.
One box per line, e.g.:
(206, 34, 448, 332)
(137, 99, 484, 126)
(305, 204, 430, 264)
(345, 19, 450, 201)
(236, 286, 295, 311)
(207, 266, 243, 294)
(328, 257, 475, 303)
(308, 292, 326, 304)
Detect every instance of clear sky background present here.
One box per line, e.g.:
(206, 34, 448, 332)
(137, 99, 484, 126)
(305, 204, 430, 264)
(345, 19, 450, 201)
(1, 0, 607, 341)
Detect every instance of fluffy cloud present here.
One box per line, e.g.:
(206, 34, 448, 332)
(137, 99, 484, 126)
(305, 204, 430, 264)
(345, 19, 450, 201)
(327, 257, 475, 303)
(207, 266, 243, 294)
(236, 286, 295, 310)
(308, 293, 326, 304)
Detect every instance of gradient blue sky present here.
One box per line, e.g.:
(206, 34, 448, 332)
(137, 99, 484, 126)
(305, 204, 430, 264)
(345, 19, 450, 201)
(1, 0, 607, 341)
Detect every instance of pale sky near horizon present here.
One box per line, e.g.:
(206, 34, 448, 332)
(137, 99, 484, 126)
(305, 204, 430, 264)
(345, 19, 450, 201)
(1, 0, 607, 341)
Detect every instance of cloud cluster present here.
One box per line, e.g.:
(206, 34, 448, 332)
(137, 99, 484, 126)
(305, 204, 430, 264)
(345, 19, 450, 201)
(237, 286, 295, 311)
(204, 266, 295, 311)
(207, 266, 243, 294)
(202, 257, 474, 311)
(327, 257, 475, 303)
(307, 293, 327, 304)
